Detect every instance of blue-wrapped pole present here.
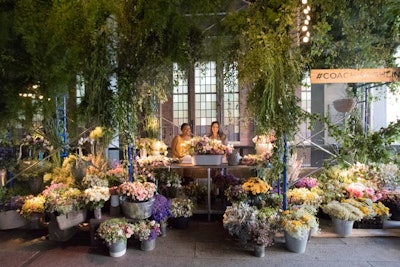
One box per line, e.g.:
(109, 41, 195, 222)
(127, 115, 133, 182)
(283, 135, 288, 210)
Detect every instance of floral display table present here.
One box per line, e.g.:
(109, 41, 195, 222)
(169, 164, 255, 221)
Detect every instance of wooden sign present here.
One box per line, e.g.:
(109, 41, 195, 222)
(310, 68, 400, 84)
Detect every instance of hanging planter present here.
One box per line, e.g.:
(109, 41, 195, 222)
(333, 98, 356, 113)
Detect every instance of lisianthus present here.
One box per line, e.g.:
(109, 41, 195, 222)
(212, 173, 241, 188)
(294, 177, 319, 189)
(133, 220, 161, 241)
(185, 135, 230, 155)
(83, 186, 110, 209)
(225, 184, 247, 203)
(20, 195, 46, 218)
(346, 182, 382, 202)
(97, 218, 134, 244)
(170, 198, 194, 218)
(154, 169, 182, 198)
(151, 194, 172, 223)
(118, 181, 156, 202)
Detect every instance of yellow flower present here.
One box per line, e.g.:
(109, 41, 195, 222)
(242, 177, 271, 195)
(89, 127, 103, 140)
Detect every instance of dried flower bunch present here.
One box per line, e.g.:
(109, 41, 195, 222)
(118, 181, 156, 202)
(97, 218, 134, 244)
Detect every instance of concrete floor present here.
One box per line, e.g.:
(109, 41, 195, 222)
(1, 216, 400, 267)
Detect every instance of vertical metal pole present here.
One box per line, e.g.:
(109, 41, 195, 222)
(127, 114, 133, 182)
(283, 135, 288, 210)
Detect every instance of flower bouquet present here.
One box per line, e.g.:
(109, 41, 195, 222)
(154, 169, 182, 198)
(185, 135, 231, 155)
(321, 200, 365, 222)
(223, 202, 257, 244)
(118, 181, 157, 219)
(42, 183, 87, 229)
(225, 184, 247, 203)
(279, 206, 319, 240)
(83, 186, 110, 209)
(151, 194, 172, 223)
(242, 177, 272, 206)
(170, 198, 194, 218)
(118, 181, 157, 202)
(132, 219, 161, 241)
(20, 195, 46, 218)
(247, 207, 280, 246)
(97, 217, 134, 244)
(42, 183, 85, 215)
(287, 187, 322, 207)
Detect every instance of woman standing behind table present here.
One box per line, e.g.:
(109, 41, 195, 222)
(208, 121, 227, 145)
(171, 123, 192, 159)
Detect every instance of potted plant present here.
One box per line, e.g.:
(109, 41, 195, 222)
(20, 195, 46, 229)
(118, 181, 157, 219)
(223, 202, 257, 245)
(184, 135, 232, 165)
(321, 200, 365, 237)
(170, 198, 194, 229)
(279, 206, 319, 253)
(252, 132, 276, 156)
(241, 177, 272, 206)
(247, 207, 280, 257)
(151, 194, 172, 236)
(83, 186, 110, 219)
(97, 218, 134, 257)
(0, 189, 27, 230)
(154, 169, 182, 198)
(42, 183, 86, 230)
(132, 219, 161, 251)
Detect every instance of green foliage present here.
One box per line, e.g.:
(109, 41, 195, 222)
(324, 112, 400, 165)
(309, 0, 400, 68)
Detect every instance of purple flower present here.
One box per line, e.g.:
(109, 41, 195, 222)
(151, 194, 172, 222)
(294, 177, 318, 189)
(212, 174, 240, 188)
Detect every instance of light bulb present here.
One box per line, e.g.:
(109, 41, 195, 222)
(304, 20, 309, 25)
(303, 36, 309, 43)
(302, 26, 308, 32)
(301, 0, 308, 4)
(303, 9, 309, 14)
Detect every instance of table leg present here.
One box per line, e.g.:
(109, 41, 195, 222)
(207, 167, 211, 221)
